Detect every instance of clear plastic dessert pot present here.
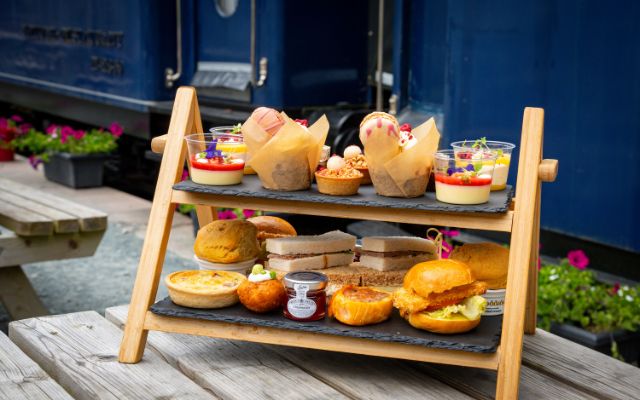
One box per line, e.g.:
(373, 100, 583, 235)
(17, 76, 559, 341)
(185, 132, 246, 185)
(434, 150, 497, 205)
(450, 140, 515, 191)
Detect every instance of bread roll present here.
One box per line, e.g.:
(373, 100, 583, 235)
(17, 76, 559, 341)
(403, 259, 475, 298)
(405, 311, 481, 334)
(450, 243, 509, 289)
(194, 220, 260, 263)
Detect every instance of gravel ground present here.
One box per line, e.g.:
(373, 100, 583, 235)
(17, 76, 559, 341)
(0, 221, 192, 333)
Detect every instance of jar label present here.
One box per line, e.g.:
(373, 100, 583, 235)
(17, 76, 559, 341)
(288, 283, 317, 319)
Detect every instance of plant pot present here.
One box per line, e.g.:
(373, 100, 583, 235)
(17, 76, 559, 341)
(550, 322, 640, 363)
(43, 152, 107, 188)
(0, 147, 14, 161)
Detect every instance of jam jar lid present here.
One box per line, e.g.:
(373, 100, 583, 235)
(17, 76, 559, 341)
(283, 271, 328, 291)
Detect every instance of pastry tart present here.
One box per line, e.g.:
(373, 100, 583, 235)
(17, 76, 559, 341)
(328, 285, 393, 326)
(166, 270, 246, 309)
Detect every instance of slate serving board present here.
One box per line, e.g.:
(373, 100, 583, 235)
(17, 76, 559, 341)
(151, 297, 502, 353)
(173, 176, 513, 213)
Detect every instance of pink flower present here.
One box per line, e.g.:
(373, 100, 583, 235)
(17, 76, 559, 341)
(441, 229, 460, 237)
(217, 210, 237, 220)
(0, 118, 7, 130)
(28, 155, 42, 169)
(73, 130, 86, 140)
(242, 209, 255, 218)
(10, 115, 23, 122)
(441, 241, 453, 259)
(46, 124, 58, 135)
(567, 249, 589, 270)
(18, 123, 32, 134)
(109, 122, 123, 137)
(181, 168, 189, 181)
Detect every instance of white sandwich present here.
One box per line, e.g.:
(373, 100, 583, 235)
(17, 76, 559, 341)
(359, 236, 438, 271)
(266, 230, 356, 272)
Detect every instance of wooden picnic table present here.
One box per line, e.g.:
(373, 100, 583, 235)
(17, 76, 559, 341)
(0, 177, 107, 320)
(1, 305, 638, 399)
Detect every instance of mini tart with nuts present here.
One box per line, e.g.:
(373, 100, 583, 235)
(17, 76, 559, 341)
(315, 155, 363, 196)
(165, 270, 246, 309)
(345, 154, 371, 184)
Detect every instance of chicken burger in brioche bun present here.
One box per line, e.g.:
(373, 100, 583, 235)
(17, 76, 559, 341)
(393, 259, 488, 334)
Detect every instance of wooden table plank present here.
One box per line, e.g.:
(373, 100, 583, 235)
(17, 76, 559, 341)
(523, 329, 640, 400)
(0, 177, 107, 232)
(9, 311, 216, 400)
(108, 305, 473, 400)
(0, 226, 104, 268)
(0, 202, 53, 236)
(0, 331, 72, 400)
(105, 306, 355, 400)
(0, 191, 79, 234)
(417, 362, 598, 400)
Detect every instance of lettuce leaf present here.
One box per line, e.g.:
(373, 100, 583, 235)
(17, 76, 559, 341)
(424, 296, 487, 320)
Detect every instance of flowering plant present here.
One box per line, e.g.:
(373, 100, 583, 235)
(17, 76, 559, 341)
(538, 252, 640, 334)
(13, 122, 122, 168)
(0, 115, 32, 149)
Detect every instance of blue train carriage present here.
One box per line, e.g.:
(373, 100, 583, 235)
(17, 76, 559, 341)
(391, 0, 640, 274)
(0, 0, 371, 139)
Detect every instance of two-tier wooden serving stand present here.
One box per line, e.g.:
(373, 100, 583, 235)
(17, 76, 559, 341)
(119, 87, 558, 399)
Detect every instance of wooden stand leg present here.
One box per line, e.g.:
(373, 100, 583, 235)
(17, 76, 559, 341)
(0, 266, 49, 319)
(524, 183, 541, 334)
(119, 87, 202, 363)
(496, 108, 544, 399)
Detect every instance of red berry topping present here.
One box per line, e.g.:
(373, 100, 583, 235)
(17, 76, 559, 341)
(295, 119, 308, 127)
(400, 123, 412, 132)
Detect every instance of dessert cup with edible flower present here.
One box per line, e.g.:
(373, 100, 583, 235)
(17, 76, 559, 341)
(451, 138, 515, 191)
(434, 150, 497, 205)
(185, 132, 246, 185)
(315, 155, 363, 196)
(209, 124, 255, 174)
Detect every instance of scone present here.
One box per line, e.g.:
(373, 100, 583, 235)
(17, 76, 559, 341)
(194, 219, 260, 264)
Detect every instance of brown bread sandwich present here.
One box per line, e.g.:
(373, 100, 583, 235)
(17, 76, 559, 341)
(393, 259, 487, 334)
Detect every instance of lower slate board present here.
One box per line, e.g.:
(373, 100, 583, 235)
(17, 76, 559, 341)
(151, 297, 502, 353)
(173, 176, 514, 213)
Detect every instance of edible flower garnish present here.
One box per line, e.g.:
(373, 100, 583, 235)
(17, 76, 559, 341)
(230, 123, 242, 134)
(205, 140, 223, 160)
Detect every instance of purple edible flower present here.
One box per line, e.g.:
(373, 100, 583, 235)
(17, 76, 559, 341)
(205, 140, 223, 159)
(446, 167, 454, 176)
(455, 167, 465, 173)
(465, 163, 475, 171)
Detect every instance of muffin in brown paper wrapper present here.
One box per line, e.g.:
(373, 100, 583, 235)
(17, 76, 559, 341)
(364, 118, 441, 198)
(242, 113, 329, 191)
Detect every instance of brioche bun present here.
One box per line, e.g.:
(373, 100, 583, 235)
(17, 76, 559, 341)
(247, 216, 297, 241)
(450, 243, 509, 289)
(405, 311, 481, 334)
(403, 259, 475, 298)
(329, 285, 392, 326)
(194, 220, 260, 263)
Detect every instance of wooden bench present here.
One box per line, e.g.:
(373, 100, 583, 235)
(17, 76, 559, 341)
(0, 177, 107, 320)
(2, 305, 638, 400)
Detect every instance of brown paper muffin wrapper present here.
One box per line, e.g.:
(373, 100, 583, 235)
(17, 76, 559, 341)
(364, 118, 441, 198)
(242, 113, 329, 191)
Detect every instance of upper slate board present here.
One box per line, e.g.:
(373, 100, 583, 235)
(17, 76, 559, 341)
(173, 176, 514, 213)
(151, 298, 502, 353)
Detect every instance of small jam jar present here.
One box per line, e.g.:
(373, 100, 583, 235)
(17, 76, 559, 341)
(283, 271, 328, 322)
